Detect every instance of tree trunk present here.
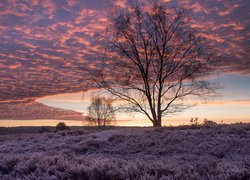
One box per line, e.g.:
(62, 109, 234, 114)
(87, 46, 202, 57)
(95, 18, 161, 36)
(153, 119, 161, 127)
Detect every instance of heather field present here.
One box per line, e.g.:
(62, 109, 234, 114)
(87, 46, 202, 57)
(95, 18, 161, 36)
(0, 124, 249, 180)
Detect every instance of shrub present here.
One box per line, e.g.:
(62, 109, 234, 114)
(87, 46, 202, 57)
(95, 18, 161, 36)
(190, 117, 199, 128)
(203, 119, 217, 128)
(55, 122, 70, 132)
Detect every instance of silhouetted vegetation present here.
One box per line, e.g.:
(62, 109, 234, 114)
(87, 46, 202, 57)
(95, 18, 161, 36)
(89, 0, 219, 127)
(203, 118, 217, 126)
(55, 122, 70, 132)
(87, 96, 116, 129)
(190, 117, 199, 128)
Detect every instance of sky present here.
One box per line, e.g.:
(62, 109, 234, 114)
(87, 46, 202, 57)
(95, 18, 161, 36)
(0, 0, 249, 126)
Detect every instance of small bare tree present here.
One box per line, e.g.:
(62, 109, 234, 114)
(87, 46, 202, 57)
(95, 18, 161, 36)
(89, 1, 218, 127)
(87, 97, 116, 128)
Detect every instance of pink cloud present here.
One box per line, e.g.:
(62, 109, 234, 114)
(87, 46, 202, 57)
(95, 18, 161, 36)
(0, 0, 249, 105)
(0, 100, 87, 120)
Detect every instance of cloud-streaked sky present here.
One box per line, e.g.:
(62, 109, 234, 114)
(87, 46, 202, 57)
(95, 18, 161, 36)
(0, 0, 249, 124)
(0, 99, 87, 120)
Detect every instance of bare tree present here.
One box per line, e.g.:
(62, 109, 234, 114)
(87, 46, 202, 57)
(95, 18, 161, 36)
(89, 1, 218, 127)
(87, 97, 116, 128)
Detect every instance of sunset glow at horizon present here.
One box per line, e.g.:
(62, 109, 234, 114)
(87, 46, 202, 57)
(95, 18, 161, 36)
(0, 0, 249, 127)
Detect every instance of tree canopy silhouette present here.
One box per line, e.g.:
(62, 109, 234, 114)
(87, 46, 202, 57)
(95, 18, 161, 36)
(87, 96, 116, 128)
(89, 1, 218, 127)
